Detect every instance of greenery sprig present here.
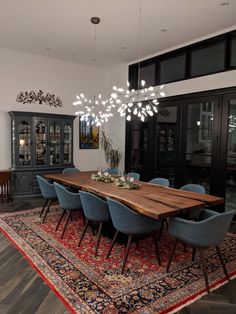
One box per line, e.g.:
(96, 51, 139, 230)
(91, 171, 115, 183)
(114, 176, 140, 189)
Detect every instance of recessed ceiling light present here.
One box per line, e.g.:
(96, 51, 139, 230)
(161, 29, 168, 32)
(44, 47, 51, 51)
(220, 1, 230, 6)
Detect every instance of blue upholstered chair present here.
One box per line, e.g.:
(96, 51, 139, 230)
(180, 183, 205, 194)
(36, 175, 57, 223)
(78, 191, 111, 257)
(167, 209, 235, 293)
(105, 168, 119, 175)
(62, 167, 80, 174)
(127, 172, 140, 180)
(54, 182, 83, 239)
(149, 177, 170, 187)
(106, 198, 162, 273)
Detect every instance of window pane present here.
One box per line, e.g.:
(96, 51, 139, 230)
(139, 63, 155, 87)
(231, 37, 236, 67)
(185, 101, 215, 194)
(160, 54, 185, 83)
(191, 42, 225, 77)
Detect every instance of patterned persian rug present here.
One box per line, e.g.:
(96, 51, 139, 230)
(0, 207, 236, 314)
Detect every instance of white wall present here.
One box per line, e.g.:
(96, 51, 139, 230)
(0, 48, 111, 170)
(1, 47, 236, 173)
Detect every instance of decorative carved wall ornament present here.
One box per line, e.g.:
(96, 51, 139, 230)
(16, 90, 63, 107)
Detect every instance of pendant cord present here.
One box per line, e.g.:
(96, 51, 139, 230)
(93, 23, 97, 101)
(137, 0, 142, 90)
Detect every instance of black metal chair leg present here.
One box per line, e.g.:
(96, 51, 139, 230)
(42, 200, 52, 224)
(199, 247, 210, 293)
(158, 219, 165, 240)
(106, 230, 119, 259)
(82, 211, 86, 225)
(192, 247, 196, 261)
(216, 246, 230, 281)
(94, 222, 103, 257)
(61, 210, 71, 239)
(55, 209, 66, 231)
(158, 218, 168, 240)
(153, 234, 161, 266)
(92, 222, 95, 236)
(39, 199, 48, 217)
(78, 220, 89, 247)
(166, 238, 178, 272)
(121, 235, 132, 274)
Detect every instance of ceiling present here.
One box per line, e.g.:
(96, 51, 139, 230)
(0, 0, 235, 69)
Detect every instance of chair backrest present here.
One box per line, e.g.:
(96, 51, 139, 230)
(105, 168, 119, 175)
(54, 182, 82, 210)
(79, 190, 110, 222)
(169, 209, 235, 247)
(107, 198, 161, 235)
(62, 167, 80, 174)
(36, 175, 57, 199)
(180, 183, 205, 194)
(149, 177, 169, 187)
(127, 172, 140, 180)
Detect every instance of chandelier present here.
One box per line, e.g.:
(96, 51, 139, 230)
(112, 83, 165, 121)
(73, 93, 114, 127)
(73, 17, 114, 127)
(111, 0, 165, 122)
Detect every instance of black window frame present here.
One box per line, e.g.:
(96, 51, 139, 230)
(159, 50, 187, 84)
(129, 30, 236, 88)
(189, 38, 226, 78)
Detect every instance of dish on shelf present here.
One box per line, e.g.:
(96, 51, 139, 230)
(36, 148, 45, 154)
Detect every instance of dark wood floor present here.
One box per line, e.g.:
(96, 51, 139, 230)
(0, 198, 236, 314)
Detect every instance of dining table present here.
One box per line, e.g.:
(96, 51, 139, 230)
(45, 171, 224, 220)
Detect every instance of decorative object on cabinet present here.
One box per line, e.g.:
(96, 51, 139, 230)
(79, 118, 99, 149)
(99, 130, 121, 169)
(16, 90, 62, 107)
(8, 111, 75, 197)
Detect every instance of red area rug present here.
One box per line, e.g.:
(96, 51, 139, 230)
(0, 207, 236, 314)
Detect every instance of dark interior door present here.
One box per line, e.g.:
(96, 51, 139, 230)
(220, 93, 236, 212)
(155, 103, 180, 187)
(181, 96, 220, 194)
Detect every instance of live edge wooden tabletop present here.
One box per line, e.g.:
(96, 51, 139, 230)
(45, 171, 224, 220)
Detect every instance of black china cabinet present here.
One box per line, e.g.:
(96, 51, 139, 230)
(9, 111, 75, 197)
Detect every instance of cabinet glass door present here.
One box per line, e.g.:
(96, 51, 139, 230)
(127, 118, 151, 180)
(18, 121, 31, 166)
(35, 120, 47, 166)
(63, 122, 72, 164)
(222, 95, 236, 212)
(184, 99, 217, 193)
(155, 106, 177, 186)
(49, 121, 61, 165)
